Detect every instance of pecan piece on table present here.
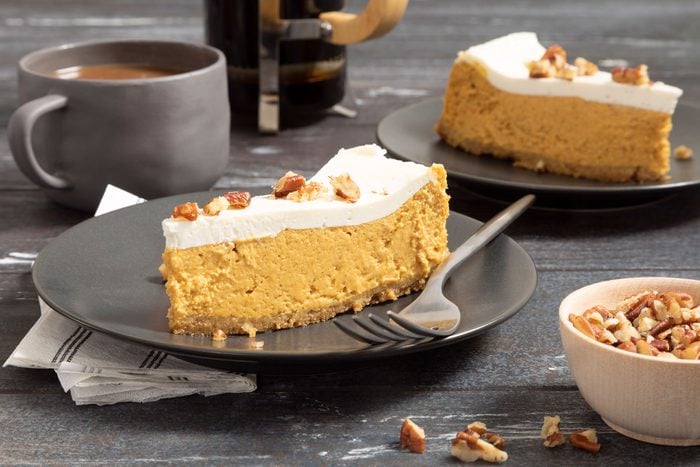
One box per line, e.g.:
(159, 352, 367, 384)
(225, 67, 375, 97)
(399, 418, 425, 454)
(569, 429, 601, 453)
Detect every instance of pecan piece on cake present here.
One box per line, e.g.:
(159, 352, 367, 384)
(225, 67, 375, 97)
(612, 64, 650, 86)
(527, 58, 555, 78)
(287, 181, 327, 202)
(272, 171, 306, 197)
(542, 44, 567, 69)
(172, 202, 199, 221)
(329, 173, 360, 203)
(203, 196, 230, 216)
(528, 45, 596, 81)
(224, 191, 252, 208)
(528, 44, 574, 79)
(574, 57, 598, 76)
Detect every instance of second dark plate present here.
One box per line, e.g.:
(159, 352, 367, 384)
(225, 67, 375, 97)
(377, 98, 700, 209)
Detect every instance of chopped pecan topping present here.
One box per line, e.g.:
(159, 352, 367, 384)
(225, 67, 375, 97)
(272, 171, 306, 198)
(224, 191, 251, 208)
(571, 290, 700, 360)
(528, 44, 599, 81)
(556, 65, 577, 81)
(400, 418, 425, 454)
(203, 196, 230, 216)
(171, 202, 199, 221)
(674, 145, 694, 160)
(527, 58, 555, 78)
(612, 64, 650, 85)
(574, 57, 599, 76)
(569, 429, 601, 453)
(528, 44, 574, 80)
(542, 44, 567, 68)
(287, 181, 328, 202)
(329, 173, 361, 203)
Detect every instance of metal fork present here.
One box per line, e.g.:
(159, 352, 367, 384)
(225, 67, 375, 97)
(335, 194, 535, 344)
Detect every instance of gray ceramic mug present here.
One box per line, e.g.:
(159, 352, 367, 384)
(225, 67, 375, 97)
(9, 40, 230, 212)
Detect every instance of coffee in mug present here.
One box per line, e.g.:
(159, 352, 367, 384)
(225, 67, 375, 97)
(51, 63, 190, 80)
(8, 40, 230, 212)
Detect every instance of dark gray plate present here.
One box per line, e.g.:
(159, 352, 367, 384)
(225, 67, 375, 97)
(32, 190, 536, 373)
(377, 98, 700, 209)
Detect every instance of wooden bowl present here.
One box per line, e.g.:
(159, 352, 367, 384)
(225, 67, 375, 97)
(559, 277, 700, 446)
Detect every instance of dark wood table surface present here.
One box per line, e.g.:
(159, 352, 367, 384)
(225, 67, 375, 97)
(2, 0, 699, 464)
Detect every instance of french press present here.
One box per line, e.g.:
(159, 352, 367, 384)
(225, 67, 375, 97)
(205, 0, 408, 133)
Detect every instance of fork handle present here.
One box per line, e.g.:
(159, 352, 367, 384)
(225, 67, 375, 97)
(429, 194, 535, 287)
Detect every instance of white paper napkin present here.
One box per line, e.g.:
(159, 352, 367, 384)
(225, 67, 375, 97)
(3, 185, 257, 405)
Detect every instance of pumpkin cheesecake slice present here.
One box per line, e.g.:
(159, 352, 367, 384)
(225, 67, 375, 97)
(436, 32, 683, 182)
(161, 144, 449, 336)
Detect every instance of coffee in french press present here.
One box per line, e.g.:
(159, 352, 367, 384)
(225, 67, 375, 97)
(205, 0, 346, 120)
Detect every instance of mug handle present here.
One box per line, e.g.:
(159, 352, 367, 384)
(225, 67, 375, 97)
(8, 94, 71, 190)
(319, 0, 409, 45)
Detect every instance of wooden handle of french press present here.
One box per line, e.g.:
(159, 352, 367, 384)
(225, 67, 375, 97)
(319, 0, 409, 45)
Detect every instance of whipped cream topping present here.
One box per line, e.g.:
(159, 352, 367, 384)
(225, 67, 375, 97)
(162, 144, 434, 249)
(458, 32, 682, 113)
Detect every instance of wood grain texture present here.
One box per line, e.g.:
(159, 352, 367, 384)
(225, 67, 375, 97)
(1, 0, 699, 464)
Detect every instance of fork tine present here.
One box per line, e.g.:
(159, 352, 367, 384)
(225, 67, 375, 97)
(387, 310, 457, 338)
(334, 319, 389, 344)
(368, 313, 425, 340)
(352, 314, 407, 341)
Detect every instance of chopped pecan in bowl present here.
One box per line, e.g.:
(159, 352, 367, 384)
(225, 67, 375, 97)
(569, 289, 700, 360)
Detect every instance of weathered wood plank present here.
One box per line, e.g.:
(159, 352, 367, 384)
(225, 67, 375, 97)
(1, 388, 699, 465)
